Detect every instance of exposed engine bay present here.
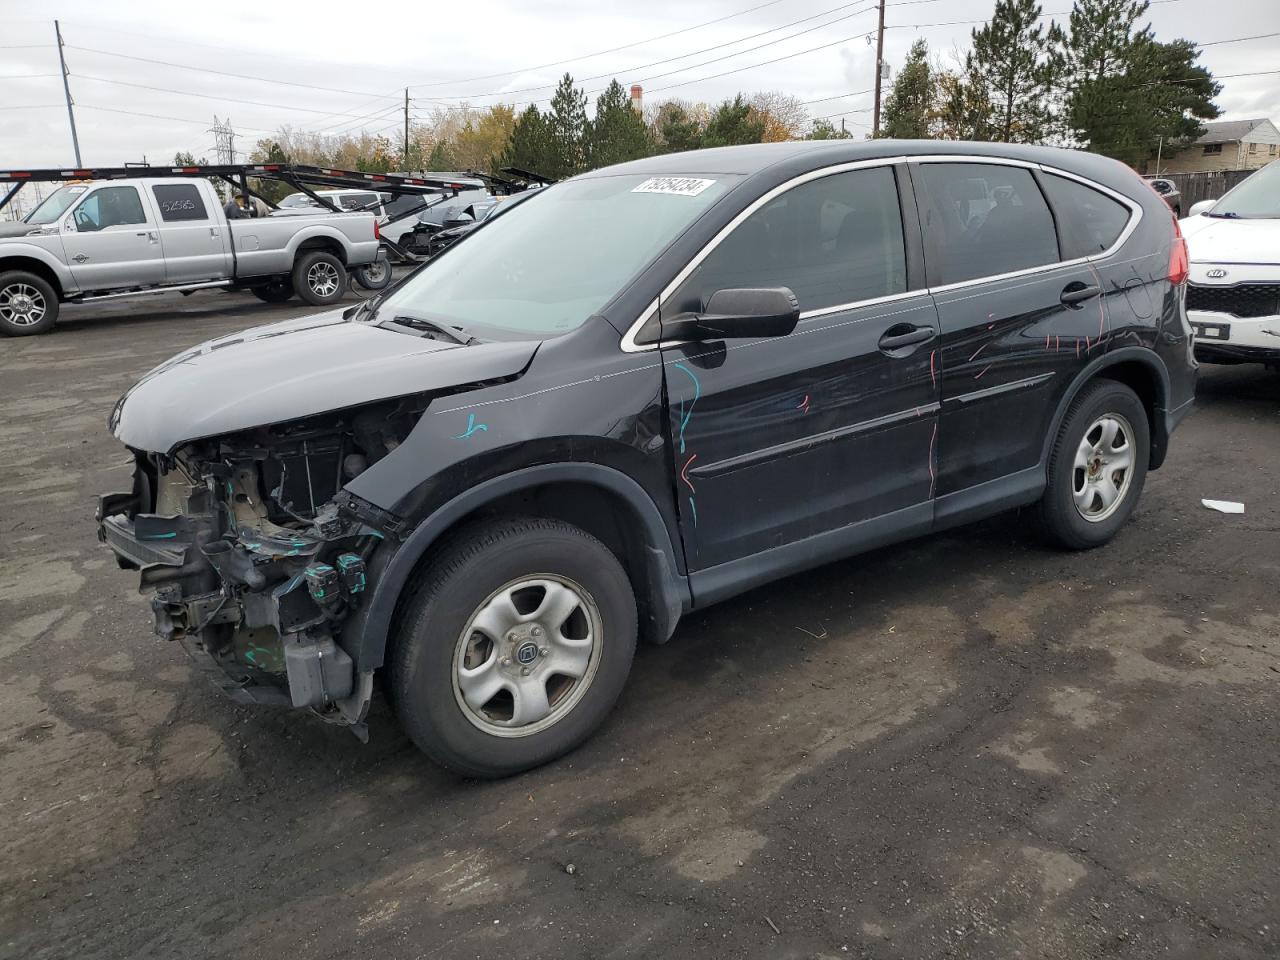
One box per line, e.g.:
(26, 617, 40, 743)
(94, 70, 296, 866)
(96, 399, 425, 728)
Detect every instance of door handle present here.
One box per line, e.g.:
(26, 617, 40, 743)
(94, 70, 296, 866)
(1060, 282, 1101, 306)
(878, 324, 936, 351)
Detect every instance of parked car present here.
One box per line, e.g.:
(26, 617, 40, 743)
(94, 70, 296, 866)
(0, 177, 379, 335)
(97, 141, 1196, 777)
(1145, 176, 1182, 217)
(1180, 161, 1280, 368)
(276, 188, 415, 247)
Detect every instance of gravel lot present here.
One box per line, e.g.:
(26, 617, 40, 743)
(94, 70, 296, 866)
(1, 289, 1277, 960)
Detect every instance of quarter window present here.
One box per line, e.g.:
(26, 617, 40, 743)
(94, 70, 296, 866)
(669, 166, 907, 315)
(913, 162, 1059, 286)
(151, 184, 208, 222)
(1040, 174, 1132, 259)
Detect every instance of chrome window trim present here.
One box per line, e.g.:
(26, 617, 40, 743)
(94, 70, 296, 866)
(621, 156, 913, 352)
(621, 153, 1144, 351)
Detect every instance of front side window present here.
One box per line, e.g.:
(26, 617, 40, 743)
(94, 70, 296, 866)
(913, 162, 1059, 286)
(1040, 174, 1132, 259)
(73, 186, 147, 232)
(370, 174, 738, 339)
(668, 166, 907, 315)
(152, 184, 209, 222)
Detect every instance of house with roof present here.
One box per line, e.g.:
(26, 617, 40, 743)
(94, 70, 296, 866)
(1159, 118, 1279, 174)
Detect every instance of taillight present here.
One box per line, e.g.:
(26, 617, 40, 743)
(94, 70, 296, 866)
(373, 220, 381, 240)
(1168, 215, 1189, 285)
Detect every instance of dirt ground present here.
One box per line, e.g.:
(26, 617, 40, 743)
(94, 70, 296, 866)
(1, 289, 1276, 960)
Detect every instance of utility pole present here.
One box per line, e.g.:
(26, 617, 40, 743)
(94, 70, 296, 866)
(871, 0, 886, 138)
(404, 88, 410, 168)
(54, 20, 82, 166)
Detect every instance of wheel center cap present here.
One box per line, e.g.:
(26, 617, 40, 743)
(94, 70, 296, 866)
(514, 640, 539, 665)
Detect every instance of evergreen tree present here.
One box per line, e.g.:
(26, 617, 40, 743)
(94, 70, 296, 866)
(499, 105, 556, 178)
(425, 139, 457, 171)
(805, 119, 854, 140)
(585, 80, 652, 169)
(967, 0, 1066, 142)
(701, 95, 766, 148)
(881, 39, 935, 139)
(546, 73, 589, 178)
(655, 104, 704, 153)
(1062, 1, 1219, 164)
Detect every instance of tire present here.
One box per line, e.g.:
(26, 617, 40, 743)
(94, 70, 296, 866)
(251, 279, 294, 303)
(390, 517, 638, 778)
(292, 250, 347, 306)
(0, 270, 58, 336)
(1037, 380, 1150, 550)
(353, 252, 392, 291)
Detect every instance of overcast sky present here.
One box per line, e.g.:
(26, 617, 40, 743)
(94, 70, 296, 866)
(1, 0, 1276, 169)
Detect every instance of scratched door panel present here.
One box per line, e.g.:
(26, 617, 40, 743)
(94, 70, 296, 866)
(661, 294, 939, 571)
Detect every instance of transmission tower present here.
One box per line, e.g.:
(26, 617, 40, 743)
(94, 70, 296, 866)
(209, 116, 237, 165)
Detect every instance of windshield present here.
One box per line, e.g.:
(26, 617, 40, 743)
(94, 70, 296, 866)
(278, 193, 318, 208)
(371, 173, 737, 339)
(1209, 162, 1280, 219)
(25, 184, 88, 224)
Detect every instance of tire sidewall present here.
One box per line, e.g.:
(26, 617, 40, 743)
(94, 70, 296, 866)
(354, 254, 391, 291)
(0, 271, 58, 336)
(1047, 382, 1150, 548)
(393, 525, 637, 777)
(292, 251, 347, 306)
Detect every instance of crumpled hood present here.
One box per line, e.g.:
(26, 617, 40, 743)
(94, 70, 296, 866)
(1181, 214, 1280, 263)
(110, 309, 539, 453)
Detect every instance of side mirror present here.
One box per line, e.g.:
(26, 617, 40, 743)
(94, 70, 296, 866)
(666, 287, 800, 341)
(1188, 199, 1216, 217)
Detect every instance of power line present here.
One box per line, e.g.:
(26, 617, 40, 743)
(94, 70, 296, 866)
(1199, 31, 1280, 46)
(408, 0, 792, 90)
(0, 103, 65, 110)
(801, 88, 875, 105)
(75, 103, 279, 134)
(0, 74, 60, 80)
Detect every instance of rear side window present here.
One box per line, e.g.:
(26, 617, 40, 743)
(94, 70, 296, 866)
(339, 193, 379, 211)
(671, 166, 907, 314)
(1041, 174, 1131, 259)
(913, 163, 1059, 285)
(152, 184, 208, 222)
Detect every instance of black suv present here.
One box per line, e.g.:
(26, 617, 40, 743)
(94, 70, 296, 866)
(99, 141, 1196, 777)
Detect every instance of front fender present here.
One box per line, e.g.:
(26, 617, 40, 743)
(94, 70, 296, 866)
(0, 242, 74, 294)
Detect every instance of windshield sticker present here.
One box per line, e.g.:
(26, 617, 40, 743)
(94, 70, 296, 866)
(632, 177, 717, 197)
(66, 186, 87, 194)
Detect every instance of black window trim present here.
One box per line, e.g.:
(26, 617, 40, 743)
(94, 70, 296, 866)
(69, 183, 150, 230)
(905, 155, 1143, 295)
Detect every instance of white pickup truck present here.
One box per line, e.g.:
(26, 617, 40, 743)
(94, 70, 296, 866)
(0, 176, 380, 336)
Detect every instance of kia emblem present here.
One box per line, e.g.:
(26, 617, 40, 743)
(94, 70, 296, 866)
(1206, 268, 1228, 279)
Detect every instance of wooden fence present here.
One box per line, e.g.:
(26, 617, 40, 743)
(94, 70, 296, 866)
(1159, 169, 1255, 209)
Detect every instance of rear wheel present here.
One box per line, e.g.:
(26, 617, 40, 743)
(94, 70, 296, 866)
(1038, 380, 1149, 550)
(390, 517, 637, 778)
(0, 271, 58, 336)
(292, 250, 347, 306)
(353, 252, 392, 290)
(251, 279, 294, 303)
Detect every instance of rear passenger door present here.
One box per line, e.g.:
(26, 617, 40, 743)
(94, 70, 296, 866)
(151, 183, 230, 283)
(910, 159, 1117, 506)
(658, 163, 940, 573)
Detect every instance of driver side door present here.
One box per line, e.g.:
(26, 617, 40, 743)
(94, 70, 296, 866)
(656, 162, 940, 592)
(61, 185, 166, 292)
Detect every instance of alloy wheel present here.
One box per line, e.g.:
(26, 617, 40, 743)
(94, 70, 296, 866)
(306, 261, 340, 298)
(0, 283, 46, 327)
(1072, 413, 1135, 523)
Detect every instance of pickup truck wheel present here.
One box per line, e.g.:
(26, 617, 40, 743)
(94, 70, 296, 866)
(0, 271, 57, 336)
(293, 250, 347, 306)
(1038, 380, 1149, 550)
(251, 279, 294, 303)
(390, 517, 637, 778)
(353, 252, 392, 291)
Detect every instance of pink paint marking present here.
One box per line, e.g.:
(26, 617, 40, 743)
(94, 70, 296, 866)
(1097, 298, 1105, 337)
(974, 364, 991, 380)
(1055, 335, 1060, 352)
(929, 349, 937, 389)
(969, 342, 988, 362)
(1085, 335, 1091, 353)
(680, 454, 697, 493)
(1075, 339, 1081, 359)
(928, 423, 938, 500)
(1045, 334, 1051, 350)
(797, 394, 810, 415)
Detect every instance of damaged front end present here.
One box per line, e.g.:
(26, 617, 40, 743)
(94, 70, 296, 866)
(97, 401, 420, 730)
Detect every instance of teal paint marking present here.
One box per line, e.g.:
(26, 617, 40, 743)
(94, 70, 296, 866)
(139, 532, 178, 540)
(672, 362, 700, 454)
(453, 412, 489, 439)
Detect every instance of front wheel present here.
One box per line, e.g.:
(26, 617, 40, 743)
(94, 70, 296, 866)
(0, 271, 58, 336)
(390, 518, 637, 778)
(353, 252, 392, 290)
(292, 250, 347, 306)
(1038, 380, 1150, 550)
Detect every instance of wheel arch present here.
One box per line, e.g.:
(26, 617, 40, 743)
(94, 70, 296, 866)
(345, 464, 690, 674)
(291, 230, 351, 266)
(1040, 346, 1173, 471)
(0, 255, 66, 298)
